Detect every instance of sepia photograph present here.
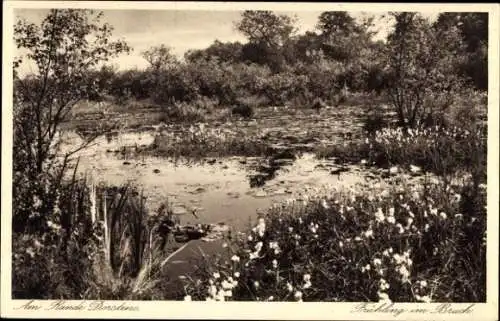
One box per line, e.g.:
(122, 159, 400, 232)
(1, 1, 499, 319)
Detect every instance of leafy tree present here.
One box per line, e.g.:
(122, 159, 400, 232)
(13, 9, 131, 233)
(434, 13, 488, 89)
(284, 31, 323, 65)
(184, 40, 243, 64)
(236, 10, 297, 48)
(235, 11, 297, 72)
(316, 12, 375, 62)
(385, 12, 466, 128)
(141, 44, 178, 72)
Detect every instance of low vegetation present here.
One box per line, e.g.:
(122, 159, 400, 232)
(11, 8, 489, 302)
(182, 176, 486, 302)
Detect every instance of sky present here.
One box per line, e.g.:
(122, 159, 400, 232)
(13, 9, 438, 76)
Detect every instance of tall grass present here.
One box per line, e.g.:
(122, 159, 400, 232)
(182, 177, 486, 302)
(12, 169, 173, 299)
(316, 124, 486, 184)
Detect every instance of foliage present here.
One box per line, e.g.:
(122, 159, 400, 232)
(385, 12, 467, 128)
(434, 13, 488, 89)
(142, 44, 178, 72)
(13, 9, 131, 233)
(236, 10, 297, 48)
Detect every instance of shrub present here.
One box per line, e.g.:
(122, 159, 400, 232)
(385, 13, 467, 128)
(232, 102, 254, 119)
(159, 96, 217, 123)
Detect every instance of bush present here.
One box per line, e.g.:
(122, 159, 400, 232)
(231, 102, 254, 118)
(159, 96, 218, 123)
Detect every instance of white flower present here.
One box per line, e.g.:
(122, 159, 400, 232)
(288, 226, 294, 233)
(286, 282, 294, 292)
(387, 216, 396, 224)
(361, 264, 371, 273)
(439, 212, 447, 219)
(373, 258, 382, 266)
(32, 195, 42, 209)
(377, 291, 392, 303)
(303, 281, 312, 289)
(234, 272, 240, 278)
(213, 272, 220, 279)
(294, 291, 303, 301)
(221, 280, 232, 290)
(254, 241, 263, 252)
(424, 223, 430, 232)
(397, 265, 410, 283)
(406, 217, 414, 226)
(379, 278, 390, 291)
(268, 296, 274, 301)
(410, 165, 421, 173)
(231, 255, 240, 262)
(184, 295, 192, 301)
(216, 289, 226, 301)
(339, 241, 343, 248)
(364, 229, 374, 238)
(222, 242, 228, 248)
(393, 254, 404, 265)
(254, 281, 260, 289)
(272, 259, 278, 269)
(375, 208, 385, 222)
(303, 274, 311, 282)
(354, 236, 362, 242)
(419, 280, 428, 288)
(396, 223, 404, 234)
(321, 199, 330, 209)
(247, 235, 253, 241)
(415, 294, 431, 303)
(208, 285, 217, 297)
(256, 219, 266, 237)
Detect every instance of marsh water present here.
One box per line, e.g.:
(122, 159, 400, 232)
(60, 129, 373, 231)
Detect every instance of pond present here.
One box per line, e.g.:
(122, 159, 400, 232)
(60, 129, 373, 231)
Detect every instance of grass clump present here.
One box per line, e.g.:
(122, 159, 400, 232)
(148, 124, 270, 160)
(316, 124, 486, 183)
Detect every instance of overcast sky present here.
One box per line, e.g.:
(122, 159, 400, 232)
(13, 9, 438, 76)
